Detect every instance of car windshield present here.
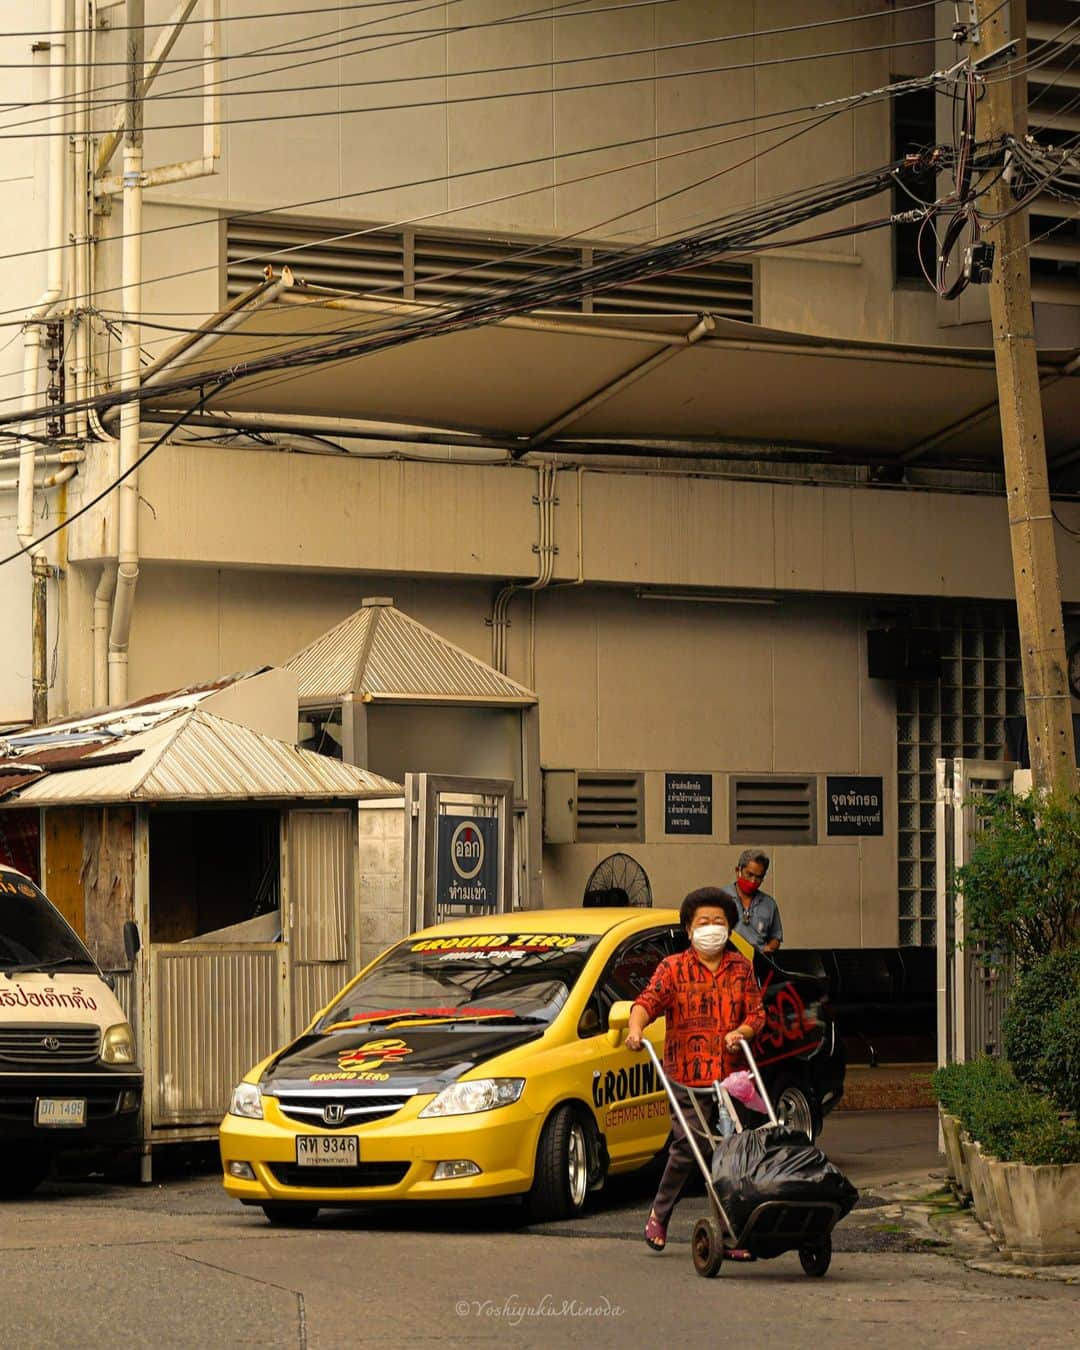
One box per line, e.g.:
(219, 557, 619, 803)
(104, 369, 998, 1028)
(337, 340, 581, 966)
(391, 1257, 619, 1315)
(0, 874, 97, 972)
(317, 931, 601, 1032)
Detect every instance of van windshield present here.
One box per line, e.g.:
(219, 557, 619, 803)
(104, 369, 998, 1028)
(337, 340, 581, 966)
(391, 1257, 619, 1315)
(0, 875, 96, 973)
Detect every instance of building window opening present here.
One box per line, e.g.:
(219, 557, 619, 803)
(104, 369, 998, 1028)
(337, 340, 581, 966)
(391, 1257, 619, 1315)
(298, 705, 343, 760)
(892, 82, 937, 285)
(149, 809, 280, 943)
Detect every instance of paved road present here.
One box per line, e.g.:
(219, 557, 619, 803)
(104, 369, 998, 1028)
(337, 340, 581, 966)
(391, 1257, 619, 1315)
(4, 1111, 1075, 1350)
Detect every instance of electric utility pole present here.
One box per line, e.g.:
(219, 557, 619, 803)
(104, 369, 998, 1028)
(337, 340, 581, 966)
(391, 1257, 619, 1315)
(971, 0, 1076, 793)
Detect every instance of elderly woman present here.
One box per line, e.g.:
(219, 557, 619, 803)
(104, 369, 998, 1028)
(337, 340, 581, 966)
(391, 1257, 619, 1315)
(625, 886, 765, 1253)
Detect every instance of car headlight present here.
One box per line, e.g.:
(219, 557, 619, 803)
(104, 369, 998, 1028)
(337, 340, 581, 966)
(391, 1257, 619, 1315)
(101, 1022, 136, 1065)
(418, 1078, 525, 1118)
(229, 1082, 264, 1119)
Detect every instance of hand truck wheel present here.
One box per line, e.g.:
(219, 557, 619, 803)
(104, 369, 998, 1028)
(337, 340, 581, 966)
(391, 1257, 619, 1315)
(798, 1235, 832, 1277)
(692, 1216, 725, 1278)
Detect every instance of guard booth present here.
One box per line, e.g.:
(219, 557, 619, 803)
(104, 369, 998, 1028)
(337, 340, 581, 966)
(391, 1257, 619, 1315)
(0, 706, 402, 1179)
(935, 756, 1021, 1068)
(287, 598, 542, 909)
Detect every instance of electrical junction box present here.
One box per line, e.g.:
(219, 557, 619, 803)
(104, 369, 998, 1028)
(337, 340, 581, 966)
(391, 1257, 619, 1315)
(542, 770, 577, 844)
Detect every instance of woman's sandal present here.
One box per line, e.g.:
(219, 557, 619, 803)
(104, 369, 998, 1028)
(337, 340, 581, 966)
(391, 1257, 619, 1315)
(644, 1215, 667, 1252)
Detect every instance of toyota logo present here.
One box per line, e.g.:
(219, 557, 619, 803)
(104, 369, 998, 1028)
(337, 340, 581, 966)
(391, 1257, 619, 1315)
(41, 1036, 61, 1052)
(322, 1103, 345, 1126)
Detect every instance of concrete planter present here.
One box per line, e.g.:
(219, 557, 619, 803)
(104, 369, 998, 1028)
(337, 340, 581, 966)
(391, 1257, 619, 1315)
(962, 1137, 1000, 1241)
(951, 1122, 973, 1202)
(938, 1109, 966, 1191)
(985, 1159, 1022, 1260)
(1003, 1162, 1080, 1266)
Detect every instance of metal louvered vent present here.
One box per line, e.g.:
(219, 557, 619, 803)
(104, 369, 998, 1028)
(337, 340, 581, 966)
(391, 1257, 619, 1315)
(730, 776, 817, 844)
(575, 772, 644, 843)
(1025, 12, 1080, 306)
(226, 218, 754, 319)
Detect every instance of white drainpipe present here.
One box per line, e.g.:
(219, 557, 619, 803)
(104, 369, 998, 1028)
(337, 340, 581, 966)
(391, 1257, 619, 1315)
(107, 139, 144, 706)
(17, 0, 68, 558)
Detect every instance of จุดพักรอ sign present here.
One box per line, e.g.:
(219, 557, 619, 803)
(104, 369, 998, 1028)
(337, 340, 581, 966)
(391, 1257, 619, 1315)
(826, 776, 884, 836)
(436, 814, 500, 911)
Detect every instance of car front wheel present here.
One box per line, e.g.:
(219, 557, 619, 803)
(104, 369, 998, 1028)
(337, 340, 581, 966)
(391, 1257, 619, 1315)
(525, 1105, 591, 1222)
(773, 1074, 822, 1141)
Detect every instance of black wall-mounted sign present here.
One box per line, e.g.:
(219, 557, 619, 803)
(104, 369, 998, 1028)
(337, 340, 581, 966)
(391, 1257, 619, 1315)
(436, 814, 499, 910)
(665, 773, 713, 836)
(826, 776, 884, 836)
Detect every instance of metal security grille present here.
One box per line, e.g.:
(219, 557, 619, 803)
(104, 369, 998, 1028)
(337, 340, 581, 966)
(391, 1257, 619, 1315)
(227, 218, 755, 319)
(575, 772, 644, 843)
(729, 776, 817, 844)
(897, 606, 1023, 947)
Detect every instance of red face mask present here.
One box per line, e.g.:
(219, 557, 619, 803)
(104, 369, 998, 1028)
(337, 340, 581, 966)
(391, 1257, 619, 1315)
(737, 876, 762, 897)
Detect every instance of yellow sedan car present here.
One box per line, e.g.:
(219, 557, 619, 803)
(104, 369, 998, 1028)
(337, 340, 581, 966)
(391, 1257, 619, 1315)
(220, 908, 839, 1226)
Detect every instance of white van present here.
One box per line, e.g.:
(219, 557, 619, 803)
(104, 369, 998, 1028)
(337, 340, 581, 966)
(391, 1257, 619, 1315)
(0, 865, 142, 1195)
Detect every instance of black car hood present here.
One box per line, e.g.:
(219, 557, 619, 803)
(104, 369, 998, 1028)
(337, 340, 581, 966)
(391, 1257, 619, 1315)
(262, 1023, 544, 1094)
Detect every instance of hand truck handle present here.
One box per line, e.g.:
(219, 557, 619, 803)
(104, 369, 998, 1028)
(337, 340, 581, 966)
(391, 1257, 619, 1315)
(738, 1037, 779, 1126)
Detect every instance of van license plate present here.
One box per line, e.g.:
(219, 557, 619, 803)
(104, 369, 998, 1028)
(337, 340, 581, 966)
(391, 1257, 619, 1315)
(36, 1098, 86, 1128)
(296, 1135, 358, 1166)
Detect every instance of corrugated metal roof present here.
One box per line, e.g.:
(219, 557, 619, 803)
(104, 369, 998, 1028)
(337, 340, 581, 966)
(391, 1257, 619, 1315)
(0, 668, 272, 755)
(286, 607, 375, 702)
(1, 709, 400, 806)
(287, 602, 536, 705)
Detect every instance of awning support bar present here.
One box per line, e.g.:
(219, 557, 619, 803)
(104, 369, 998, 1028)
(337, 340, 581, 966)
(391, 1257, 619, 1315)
(520, 314, 716, 454)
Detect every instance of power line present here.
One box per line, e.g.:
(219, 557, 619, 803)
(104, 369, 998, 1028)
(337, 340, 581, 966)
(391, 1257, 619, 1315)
(0, 383, 227, 567)
(0, 34, 945, 138)
(0, 0, 948, 130)
(0, 67, 951, 316)
(0, 149, 934, 434)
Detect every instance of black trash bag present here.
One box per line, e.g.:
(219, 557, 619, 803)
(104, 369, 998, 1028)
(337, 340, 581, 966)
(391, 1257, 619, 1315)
(711, 1126, 858, 1238)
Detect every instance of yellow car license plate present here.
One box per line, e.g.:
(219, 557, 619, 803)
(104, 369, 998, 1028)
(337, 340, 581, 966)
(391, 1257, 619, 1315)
(35, 1098, 87, 1127)
(296, 1135, 358, 1166)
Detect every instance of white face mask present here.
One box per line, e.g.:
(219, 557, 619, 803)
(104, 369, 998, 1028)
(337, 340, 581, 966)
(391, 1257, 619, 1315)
(691, 925, 729, 957)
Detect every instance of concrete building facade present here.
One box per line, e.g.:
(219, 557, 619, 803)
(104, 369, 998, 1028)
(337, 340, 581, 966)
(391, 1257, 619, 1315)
(2, 1, 1079, 950)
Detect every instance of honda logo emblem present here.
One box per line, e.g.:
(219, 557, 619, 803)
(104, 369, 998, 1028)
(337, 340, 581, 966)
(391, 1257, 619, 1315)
(42, 1036, 61, 1052)
(322, 1103, 345, 1126)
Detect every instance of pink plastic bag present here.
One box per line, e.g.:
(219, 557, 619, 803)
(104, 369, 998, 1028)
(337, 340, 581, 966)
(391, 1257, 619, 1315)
(719, 1069, 768, 1115)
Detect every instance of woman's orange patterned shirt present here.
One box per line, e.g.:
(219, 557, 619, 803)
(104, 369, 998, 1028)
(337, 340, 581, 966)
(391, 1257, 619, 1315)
(633, 947, 766, 1087)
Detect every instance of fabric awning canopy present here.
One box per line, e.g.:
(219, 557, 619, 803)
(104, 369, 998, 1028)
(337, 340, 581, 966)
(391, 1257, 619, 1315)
(133, 278, 1080, 470)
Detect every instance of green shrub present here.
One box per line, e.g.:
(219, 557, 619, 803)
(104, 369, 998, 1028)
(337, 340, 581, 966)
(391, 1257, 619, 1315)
(931, 1057, 1065, 1163)
(956, 790, 1080, 969)
(1003, 946, 1080, 1090)
(1010, 1119, 1080, 1167)
(1035, 991, 1080, 1117)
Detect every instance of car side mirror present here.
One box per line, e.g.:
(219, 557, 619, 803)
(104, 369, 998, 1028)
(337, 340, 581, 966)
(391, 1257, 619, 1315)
(607, 999, 633, 1048)
(123, 920, 141, 965)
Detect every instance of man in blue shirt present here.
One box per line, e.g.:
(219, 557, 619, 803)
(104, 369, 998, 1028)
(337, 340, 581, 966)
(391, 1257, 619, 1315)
(721, 849, 783, 954)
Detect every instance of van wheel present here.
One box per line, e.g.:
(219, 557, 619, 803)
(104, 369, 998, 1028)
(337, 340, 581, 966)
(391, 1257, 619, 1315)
(525, 1106, 591, 1222)
(261, 1204, 319, 1227)
(0, 1154, 49, 1198)
(773, 1074, 822, 1141)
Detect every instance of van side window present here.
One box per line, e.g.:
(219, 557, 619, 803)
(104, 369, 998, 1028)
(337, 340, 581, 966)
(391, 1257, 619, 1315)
(579, 931, 669, 1036)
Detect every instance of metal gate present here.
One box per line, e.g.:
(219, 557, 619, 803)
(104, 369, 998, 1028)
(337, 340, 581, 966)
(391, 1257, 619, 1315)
(936, 757, 1017, 1067)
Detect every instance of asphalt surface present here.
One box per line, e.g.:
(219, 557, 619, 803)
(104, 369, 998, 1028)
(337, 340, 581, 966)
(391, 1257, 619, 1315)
(4, 1111, 1077, 1349)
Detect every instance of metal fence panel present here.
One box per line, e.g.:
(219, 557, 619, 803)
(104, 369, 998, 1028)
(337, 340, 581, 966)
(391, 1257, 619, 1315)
(289, 810, 350, 964)
(293, 961, 348, 1032)
(152, 945, 283, 1126)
